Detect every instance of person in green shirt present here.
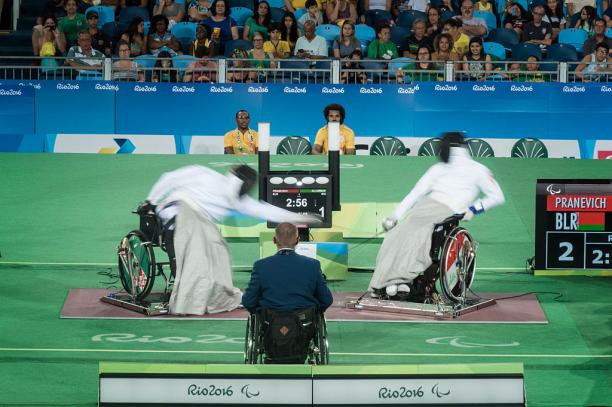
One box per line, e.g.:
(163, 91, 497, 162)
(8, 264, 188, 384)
(58, 0, 87, 46)
(367, 24, 398, 60)
(242, 0, 271, 41)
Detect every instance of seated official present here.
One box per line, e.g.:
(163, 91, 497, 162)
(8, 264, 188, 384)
(242, 223, 333, 363)
(312, 103, 356, 155)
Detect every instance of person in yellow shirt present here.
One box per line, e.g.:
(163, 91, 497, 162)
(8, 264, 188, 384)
(263, 23, 291, 59)
(312, 104, 356, 155)
(224, 110, 259, 154)
(443, 19, 469, 57)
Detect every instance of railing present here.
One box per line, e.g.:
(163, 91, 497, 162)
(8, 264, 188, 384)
(0, 56, 610, 84)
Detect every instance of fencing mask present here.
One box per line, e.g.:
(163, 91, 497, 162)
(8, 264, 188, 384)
(440, 132, 466, 163)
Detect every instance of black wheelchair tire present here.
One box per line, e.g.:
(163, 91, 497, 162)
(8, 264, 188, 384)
(244, 313, 261, 364)
(315, 315, 330, 365)
(117, 229, 157, 301)
(438, 227, 476, 304)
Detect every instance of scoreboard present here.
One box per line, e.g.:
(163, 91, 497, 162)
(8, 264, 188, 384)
(535, 179, 612, 275)
(266, 174, 332, 229)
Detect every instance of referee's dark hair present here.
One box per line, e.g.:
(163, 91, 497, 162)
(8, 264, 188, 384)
(323, 104, 345, 124)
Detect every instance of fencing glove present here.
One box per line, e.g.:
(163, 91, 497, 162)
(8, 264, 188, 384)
(382, 217, 398, 232)
(462, 204, 484, 222)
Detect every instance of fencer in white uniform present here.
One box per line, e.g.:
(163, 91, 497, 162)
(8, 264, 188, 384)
(369, 132, 505, 297)
(146, 164, 319, 315)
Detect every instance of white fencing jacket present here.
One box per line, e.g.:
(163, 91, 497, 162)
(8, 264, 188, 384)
(147, 165, 316, 226)
(391, 147, 505, 220)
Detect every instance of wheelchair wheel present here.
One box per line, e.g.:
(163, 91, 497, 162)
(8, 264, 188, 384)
(313, 314, 330, 365)
(117, 230, 156, 301)
(244, 313, 262, 364)
(438, 227, 476, 304)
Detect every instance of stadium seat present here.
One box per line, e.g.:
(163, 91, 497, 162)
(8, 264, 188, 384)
(364, 10, 393, 27)
(224, 39, 253, 57)
(396, 10, 427, 29)
(85, 6, 115, 28)
(119, 6, 150, 24)
(230, 6, 254, 26)
(370, 136, 407, 156)
(172, 55, 197, 78)
(511, 42, 542, 61)
(473, 11, 496, 31)
(546, 43, 578, 62)
(484, 41, 506, 60)
(276, 136, 312, 155)
(606, 28, 612, 38)
(171, 22, 198, 53)
(316, 24, 341, 42)
(230, 0, 254, 9)
(355, 24, 376, 43)
(466, 138, 495, 157)
(270, 6, 284, 23)
(144, 20, 150, 35)
(568, 12, 581, 28)
(387, 57, 413, 78)
(558, 28, 589, 53)
(487, 28, 519, 50)
(266, 0, 284, 8)
(418, 138, 442, 157)
(135, 54, 157, 68)
(102, 22, 128, 43)
(294, 8, 308, 20)
(390, 26, 411, 50)
(441, 9, 457, 21)
(511, 137, 548, 158)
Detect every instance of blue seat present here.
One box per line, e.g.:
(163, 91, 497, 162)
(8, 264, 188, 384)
(364, 9, 392, 27)
(119, 6, 150, 24)
(568, 12, 581, 28)
(473, 10, 496, 31)
(441, 9, 457, 21)
(172, 55, 197, 76)
(135, 54, 157, 69)
(270, 6, 284, 23)
(511, 42, 542, 61)
(487, 28, 519, 49)
(484, 41, 506, 60)
(546, 43, 578, 62)
(230, 0, 254, 9)
(85, 5, 115, 28)
(171, 22, 198, 53)
(316, 24, 341, 42)
(144, 20, 150, 35)
(266, 0, 284, 8)
(102, 21, 128, 42)
(355, 24, 376, 43)
(387, 57, 413, 78)
(390, 26, 410, 50)
(281, 58, 311, 69)
(224, 39, 253, 57)
(230, 6, 254, 26)
(396, 10, 427, 29)
(294, 8, 307, 20)
(606, 27, 612, 38)
(558, 28, 589, 52)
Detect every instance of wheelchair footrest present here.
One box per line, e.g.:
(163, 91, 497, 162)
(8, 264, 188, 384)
(346, 297, 496, 319)
(101, 292, 170, 316)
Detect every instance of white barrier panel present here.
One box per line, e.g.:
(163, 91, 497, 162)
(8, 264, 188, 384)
(100, 377, 312, 404)
(50, 134, 176, 154)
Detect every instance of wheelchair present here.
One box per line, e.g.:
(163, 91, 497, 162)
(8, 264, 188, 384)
(116, 202, 174, 301)
(372, 213, 477, 306)
(244, 309, 330, 365)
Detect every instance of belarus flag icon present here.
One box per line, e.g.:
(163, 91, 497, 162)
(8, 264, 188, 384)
(578, 212, 605, 231)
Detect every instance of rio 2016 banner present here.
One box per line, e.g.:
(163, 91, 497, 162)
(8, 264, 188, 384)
(0, 81, 610, 157)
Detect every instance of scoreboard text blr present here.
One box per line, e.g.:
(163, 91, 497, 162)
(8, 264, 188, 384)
(535, 179, 611, 273)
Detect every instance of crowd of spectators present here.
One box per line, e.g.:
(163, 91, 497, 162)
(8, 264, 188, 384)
(30, 0, 612, 82)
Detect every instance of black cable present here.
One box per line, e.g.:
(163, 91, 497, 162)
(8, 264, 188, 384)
(469, 287, 564, 302)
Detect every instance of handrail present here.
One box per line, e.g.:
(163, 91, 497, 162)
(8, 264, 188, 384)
(0, 56, 608, 84)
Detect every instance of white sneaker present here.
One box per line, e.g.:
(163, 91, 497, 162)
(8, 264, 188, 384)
(385, 284, 398, 296)
(397, 284, 411, 293)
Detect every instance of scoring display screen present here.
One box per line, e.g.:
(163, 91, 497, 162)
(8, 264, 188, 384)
(535, 179, 611, 271)
(266, 174, 332, 228)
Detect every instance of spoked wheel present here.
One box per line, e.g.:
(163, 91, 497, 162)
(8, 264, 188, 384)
(438, 227, 476, 304)
(244, 313, 261, 364)
(117, 230, 156, 301)
(314, 315, 330, 365)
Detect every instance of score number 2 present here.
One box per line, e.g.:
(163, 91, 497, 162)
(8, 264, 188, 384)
(559, 242, 574, 261)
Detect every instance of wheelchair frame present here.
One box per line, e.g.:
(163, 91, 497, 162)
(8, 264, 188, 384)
(116, 207, 173, 300)
(244, 311, 329, 365)
(347, 215, 496, 319)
